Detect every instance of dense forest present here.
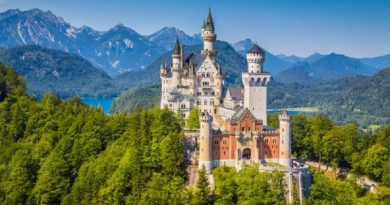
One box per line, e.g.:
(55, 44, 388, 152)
(1, 64, 389, 204)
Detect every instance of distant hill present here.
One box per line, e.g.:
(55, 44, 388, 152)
(276, 54, 303, 64)
(0, 45, 120, 98)
(232, 39, 291, 75)
(304, 53, 325, 63)
(275, 53, 377, 84)
(146, 27, 202, 50)
(270, 68, 390, 126)
(360, 54, 390, 72)
(110, 85, 161, 113)
(274, 61, 322, 85)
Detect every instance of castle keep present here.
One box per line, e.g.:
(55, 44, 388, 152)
(161, 9, 294, 172)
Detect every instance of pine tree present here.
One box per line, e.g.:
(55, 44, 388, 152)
(193, 166, 211, 205)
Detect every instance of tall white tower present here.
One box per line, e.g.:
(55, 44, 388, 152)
(242, 44, 271, 125)
(171, 39, 182, 88)
(201, 8, 216, 57)
(198, 111, 212, 173)
(279, 110, 291, 167)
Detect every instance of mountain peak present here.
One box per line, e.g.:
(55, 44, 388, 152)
(146, 26, 201, 50)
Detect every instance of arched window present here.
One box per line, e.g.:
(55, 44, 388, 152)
(242, 127, 245, 132)
(207, 72, 210, 77)
(273, 139, 277, 144)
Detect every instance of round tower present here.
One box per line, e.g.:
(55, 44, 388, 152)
(246, 43, 265, 73)
(172, 39, 182, 88)
(201, 8, 216, 56)
(278, 110, 291, 167)
(199, 111, 212, 173)
(242, 43, 270, 125)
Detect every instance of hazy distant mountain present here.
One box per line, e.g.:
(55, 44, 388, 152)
(275, 53, 376, 84)
(232, 39, 291, 75)
(305, 53, 325, 63)
(0, 9, 167, 76)
(146, 27, 202, 50)
(311, 53, 374, 80)
(232, 38, 253, 56)
(276, 54, 303, 64)
(275, 61, 321, 85)
(0, 45, 120, 98)
(360, 54, 390, 71)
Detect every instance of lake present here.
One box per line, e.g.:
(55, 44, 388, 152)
(81, 98, 319, 116)
(81, 98, 114, 114)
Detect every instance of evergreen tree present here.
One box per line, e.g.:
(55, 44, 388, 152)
(186, 107, 200, 130)
(193, 166, 212, 205)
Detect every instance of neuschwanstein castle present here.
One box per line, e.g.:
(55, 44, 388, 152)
(160, 9, 310, 203)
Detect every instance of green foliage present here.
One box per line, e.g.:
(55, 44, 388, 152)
(358, 144, 388, 180)
(193, 166, 212, 205)
(213, 166, 238, 205)
(110, 85, 161, 113)
(267, 114, 279, 129)
(213, 164, 286, 205)
(186, 107, 200, 130)
(1, 65, 389, 204)
(0, 68, 187, 204)
(308, 169, 390, 205)
(309, 170, 359, 204)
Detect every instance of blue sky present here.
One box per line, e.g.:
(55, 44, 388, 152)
(0, 0, 389, 57)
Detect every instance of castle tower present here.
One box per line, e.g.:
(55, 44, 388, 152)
(171, 39, 182, 88)
(214, 63, 223, 102)
(279, 110, 291, 167)
(201, 8, 216, 57)
(242, 44, 271, 125)
(199, 111, 212, 173)
(160, 61, 167, 108)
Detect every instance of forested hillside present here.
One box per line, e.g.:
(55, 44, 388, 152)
(0, 64, 389, 204)
(0, 64, 186, 204)
(0, 46, 120, 98)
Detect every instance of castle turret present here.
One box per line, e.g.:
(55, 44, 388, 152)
(160, 61, 166, 75)
(172, 39, 182, 88)
(278, 110, 291, 167)
(242, 43, 271, 125)
(201, 8, 216, 57)
(214, 63, 223, 101)
(247, 44, 265, 73)
(199, 111, 212, 173)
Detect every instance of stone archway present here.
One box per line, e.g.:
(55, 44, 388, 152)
(242, 148, 251, 160)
